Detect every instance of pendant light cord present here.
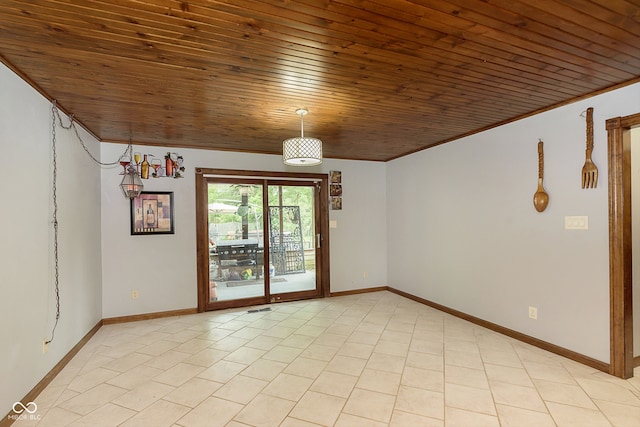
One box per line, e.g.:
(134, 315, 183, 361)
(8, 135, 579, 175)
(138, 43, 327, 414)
(51, 101, 131, 167)
(46, 102, 61, 345)
(44, 101, 133, 345)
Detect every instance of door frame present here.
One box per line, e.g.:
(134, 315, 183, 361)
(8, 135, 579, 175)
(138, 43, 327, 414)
(607, 112, 640, 378)
(195, 168, 330, 312)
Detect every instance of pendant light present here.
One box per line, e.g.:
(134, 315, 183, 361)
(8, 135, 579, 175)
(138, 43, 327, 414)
(120, 164, 144, 198)
(283, 108, 323, 166)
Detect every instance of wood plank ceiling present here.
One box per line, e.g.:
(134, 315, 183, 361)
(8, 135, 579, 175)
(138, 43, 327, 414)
(1, 0, 639, 161)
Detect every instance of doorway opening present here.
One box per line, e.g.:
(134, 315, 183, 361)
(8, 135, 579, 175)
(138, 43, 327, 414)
(195, 169, 330, 311)
(607, 113, 640, 378)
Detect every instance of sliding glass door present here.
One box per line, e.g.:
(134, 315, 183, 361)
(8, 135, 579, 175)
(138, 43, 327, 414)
(207, 180, 265, 305)
(201, 174, 325, 310)
(267, 184, 317, 297)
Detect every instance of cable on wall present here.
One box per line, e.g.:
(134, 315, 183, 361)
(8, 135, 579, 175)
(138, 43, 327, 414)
(51, 101, 130, 167)
(44, 101, 132, 344)
(45, 101, 61, 345)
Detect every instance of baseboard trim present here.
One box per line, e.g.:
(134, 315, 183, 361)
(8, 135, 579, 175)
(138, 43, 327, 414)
(102, 308, 198, 325)
(1, 320, 103, 427)
(634, 355, 640, 368)
(330, 286, 388, 297)
(386, 287, 610, 374)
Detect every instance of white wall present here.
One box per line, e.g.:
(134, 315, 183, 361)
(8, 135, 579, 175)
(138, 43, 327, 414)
(100, 146, 387, 318)
(323, 159, 388, 291)
(0, 63, 103, 414)
(387, 83, 640, 363)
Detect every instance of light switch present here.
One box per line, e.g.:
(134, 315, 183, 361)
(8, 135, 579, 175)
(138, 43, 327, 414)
(330, 220, 337, 229)
(565, 216, 588, 230)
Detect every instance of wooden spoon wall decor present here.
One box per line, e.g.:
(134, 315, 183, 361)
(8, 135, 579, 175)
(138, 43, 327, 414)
(533, 140, 549, 212)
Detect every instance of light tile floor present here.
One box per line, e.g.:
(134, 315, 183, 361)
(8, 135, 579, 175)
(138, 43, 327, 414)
(13, 291, 640, 426)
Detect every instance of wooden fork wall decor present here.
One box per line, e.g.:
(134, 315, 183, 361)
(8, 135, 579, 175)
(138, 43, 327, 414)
(581, 107, 598, 189)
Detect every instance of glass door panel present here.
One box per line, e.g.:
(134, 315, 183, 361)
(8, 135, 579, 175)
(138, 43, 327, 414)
(267, 184, 317, 295)
(208, 181, 265, 304)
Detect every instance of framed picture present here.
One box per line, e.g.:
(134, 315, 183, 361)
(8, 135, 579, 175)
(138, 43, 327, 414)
(130, 192, 175, 235)
(331, 196, 342, 210)
(329, 171, 343, 209)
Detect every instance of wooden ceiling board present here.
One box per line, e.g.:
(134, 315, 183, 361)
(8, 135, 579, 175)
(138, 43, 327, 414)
(1, 0, 639, 161)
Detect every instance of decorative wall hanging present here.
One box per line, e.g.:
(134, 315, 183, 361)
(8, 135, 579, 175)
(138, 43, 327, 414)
(533, 140, 549, 212)
(125, 151, 185, 179)
(330, 170, 342, 210)
(130, 192, 175, 235)
(581, 107, 598, 189)
(118, 150, 185, 198)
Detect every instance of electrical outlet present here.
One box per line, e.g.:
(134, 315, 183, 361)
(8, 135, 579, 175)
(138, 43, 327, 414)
(528, 306, 538, 320)
(42, 340, 48, 354)
(363, 271, 368, 279)
(131, 290, 139, 300)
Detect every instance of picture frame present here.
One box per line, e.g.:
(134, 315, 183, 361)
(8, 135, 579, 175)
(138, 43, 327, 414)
(329, 170, 343, 210)
(130, 191, 175, 235)
(331, 196, 343, 210)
